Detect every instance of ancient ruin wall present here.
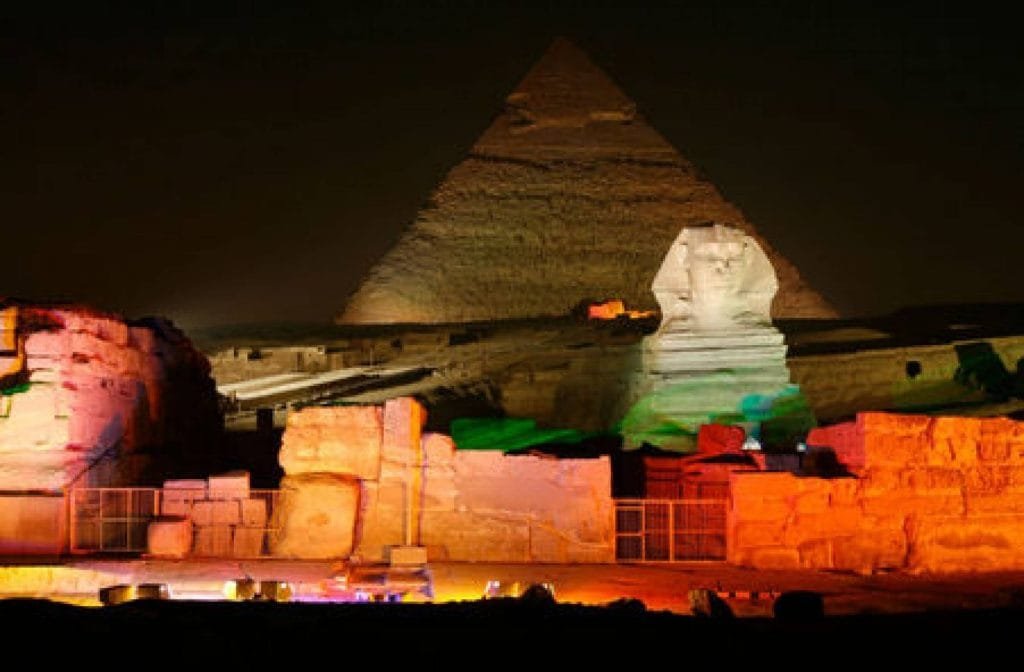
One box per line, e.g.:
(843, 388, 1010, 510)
(274, 399, 614, 562)
(729, 412, 1024, 573)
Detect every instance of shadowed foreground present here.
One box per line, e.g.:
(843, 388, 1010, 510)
(3, 598, 1022, 662)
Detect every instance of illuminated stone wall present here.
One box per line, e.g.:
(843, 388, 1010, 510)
(729, 412, 1024, 573)
(276, 398, 614, 562)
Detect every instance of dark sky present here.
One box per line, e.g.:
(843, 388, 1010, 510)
(3, 3, 1022, 329)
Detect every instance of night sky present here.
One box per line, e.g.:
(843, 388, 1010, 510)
(3, 3, 1022, 329)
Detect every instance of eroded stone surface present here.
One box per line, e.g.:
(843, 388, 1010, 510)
(278, 405, 382, 479)
(730, 412, 1024, 573)
(0, 303, 219, 490)
(272, 474, 360, 559)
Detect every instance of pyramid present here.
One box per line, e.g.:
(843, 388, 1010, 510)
(339, 38, 834, 325)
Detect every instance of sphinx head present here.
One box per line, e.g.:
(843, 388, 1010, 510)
(651, 224, 778, 331)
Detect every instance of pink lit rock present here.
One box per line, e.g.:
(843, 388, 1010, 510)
(0, 303, 220, 491)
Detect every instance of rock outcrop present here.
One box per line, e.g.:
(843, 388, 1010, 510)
(0, 302, 220, 490)
(340, 38, 833, 326)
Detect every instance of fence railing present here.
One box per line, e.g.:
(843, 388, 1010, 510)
(69, 487, 281, 557)
(614, 498, 727, 562)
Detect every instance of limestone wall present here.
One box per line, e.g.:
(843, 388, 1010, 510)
(729, 412, 1024, 573)
(0, 304, 220, 491)
(275, 398, 614, 562)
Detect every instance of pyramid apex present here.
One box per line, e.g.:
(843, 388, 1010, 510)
(472, 35, 671, 160)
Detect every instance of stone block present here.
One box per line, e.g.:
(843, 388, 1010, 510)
(908, 516, 1024, 572)
(382, 397, 425, 466)
(929, 417, 981, 467)
(979, 438, 1013, 463)
(783, 509, 864, 546)
(828, 478, 861, 506)
(272, 474, 360, 559)
(420, 509, 531, 562)
(278, 406, 382, 479)
(730, 494, 791, 521)
(422, 432, 455, 467)
(163, 479, 207, 493)
(797, 539, 833, 568)
(792, 488, 831, 515)
(240, 498, 267, 527)
(147, 517, 192, 559)
(901, 467, 964, 493)
(386, 545, 428, 566)
(162, 481, 205, 515)
(210, 500, 240, 526)
(193, 526, 233, 557)
(0, 494, 67, 555)
(860, 467, 902, 496)
(232, 527, 266, 557)
(208, 471, 250, 500)
(831, 528, 908, 573)
(453, 450, 507, 479)
(422, 475, 457, 511)
(190, 501, 214, 526)
(731, 521, 785, 548)
(729, 471, 798, 499)
(861, 492, 964, 517)
(745, 547, 801, 569)
(964, 489, 1024, 515)
(963, 465, 1012, 495)
(355, 479, 407, 560)
(160, 499, 192, 517)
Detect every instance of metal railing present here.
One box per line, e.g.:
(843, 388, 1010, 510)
(614, 498, 727, 562)
(69, 487, 281, 557)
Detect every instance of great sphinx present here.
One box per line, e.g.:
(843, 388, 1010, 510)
(620, 224, 812, 450)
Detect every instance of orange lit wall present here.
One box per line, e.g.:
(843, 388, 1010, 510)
(729, 412, 1024, 573)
